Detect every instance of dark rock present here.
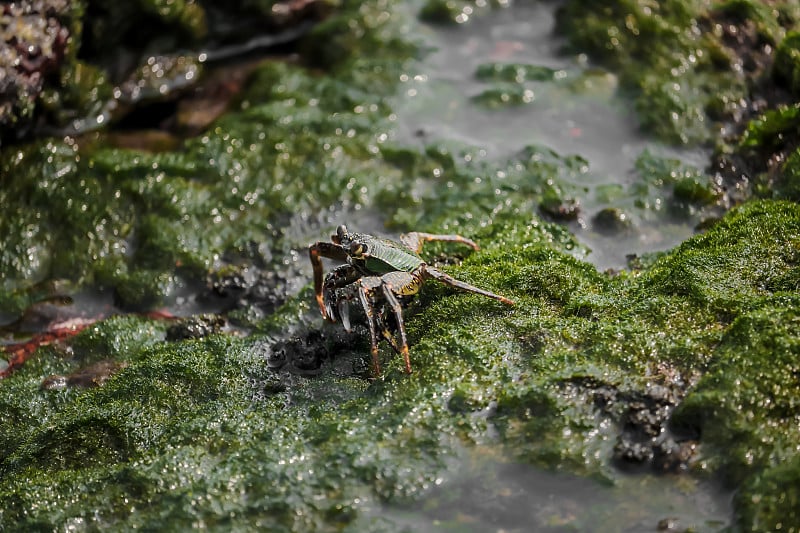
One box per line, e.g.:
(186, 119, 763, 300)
(592, 207, 632, 235)
(165, 314, 226, 341)
(0, 1, 72, 143)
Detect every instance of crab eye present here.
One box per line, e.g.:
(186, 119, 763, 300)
(335, 225, 348, 243)
(349, 241, 367, 257)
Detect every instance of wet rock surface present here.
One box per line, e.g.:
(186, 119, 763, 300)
(589, 379, 699, 473)
(203, 266, 289, 322)
(256, 326, 366, 378)
(592, 207, 633, 235)
(165, 314, 227, 341)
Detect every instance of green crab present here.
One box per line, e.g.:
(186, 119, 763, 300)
(309, 225, 514, 374)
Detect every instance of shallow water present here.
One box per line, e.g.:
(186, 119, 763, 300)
(392, 2, 710, 270)
(364, 442, 732, 532)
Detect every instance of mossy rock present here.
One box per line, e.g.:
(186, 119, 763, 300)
(779, 147, 800, 201)
(1, 201, 800, 530)
(554, 0, 767, 144)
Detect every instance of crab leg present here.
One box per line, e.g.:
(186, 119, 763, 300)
(422, 266, 515, 306)
(308, 241, 348, 319)
(355, 278, 385, 376)
(380, 282, 412, 374)
(400, 232, 480, 254)
(379, 323, 403, 354)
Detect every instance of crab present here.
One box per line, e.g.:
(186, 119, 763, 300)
(308, 225, 514, 375)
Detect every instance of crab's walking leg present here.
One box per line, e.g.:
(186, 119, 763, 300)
(308, 241, 348, 320)
(379, 271, 421, 373)
(379, 324, 402, 354)
(355, 277, 385, 376)
(380, 283, 412, 373)
(400, 232, 480, 254)
(423, 266, 515, 306)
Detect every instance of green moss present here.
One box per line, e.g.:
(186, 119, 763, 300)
(0, 30, 417, 313)
(635, 71, 714, 144)
(779, 148, 800, 201)
(592, 207, 633, 234)
(673, 176, 721, 206)
(69, 315, 168, 362)
(475, 63, 558, 83)
(44, 61, 114, 128)
(736, 454, 800, 531)
(714, 0, 785, 44)
(301, 0, 418, 73)
(625, 149, 717, 218)
(740, 103, 800, 154)
(673, 300, 800, 529)
(471, 84, 536, 108)
(555, 0, 757, 143)
(419, 0, 500, 25)
(641, 201, 800, 315)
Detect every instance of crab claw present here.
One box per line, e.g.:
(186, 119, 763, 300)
(324, 296, 336, 323)
(338, 299, 352, 332)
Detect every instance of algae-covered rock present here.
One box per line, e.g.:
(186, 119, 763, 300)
(0, 53, 406, 312)
(773, 30, 800, 97)
(592, 207, 633, 234)
(475, 62, 558, 83)
(673, 176, 721, 206)
(0, 0, 330, 144)
(471, 84, 536, 108)
(0, 1, 84, 143)
(1, 201, 799, 530)
(555, 0, 786, 144)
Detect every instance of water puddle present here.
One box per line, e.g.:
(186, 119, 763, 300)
(392, 2, 711, 270)
(364, 443, 732, 532)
